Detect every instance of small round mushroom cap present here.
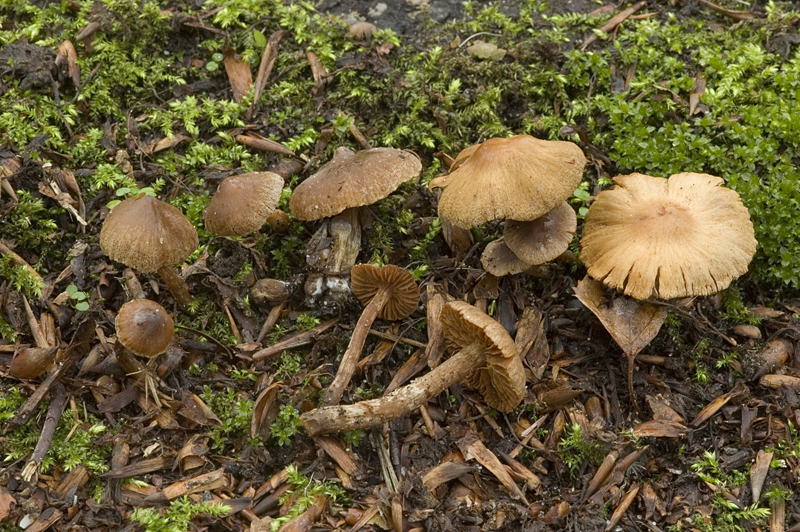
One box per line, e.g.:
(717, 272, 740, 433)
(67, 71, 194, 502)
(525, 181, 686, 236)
(289, 147, 422, 221)
(580, 172, 758, 300)
(350, 264, 420, 321)
(480, 239, 534, 277)
(441, 300, 525, 412)
(428, 135, 586, 229)
(349, 21, 376, 40)
(100, 194, 199, 273)
(203, 172, 284, 236)
(115, 299, 174, 359)
(504, 201, 577, 265)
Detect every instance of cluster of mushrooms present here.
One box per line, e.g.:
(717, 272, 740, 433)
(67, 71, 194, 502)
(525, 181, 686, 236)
(96, 134, 758, 436)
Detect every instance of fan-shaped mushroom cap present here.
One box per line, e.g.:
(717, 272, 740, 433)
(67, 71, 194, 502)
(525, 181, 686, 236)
(115, 299, 174, 359)
(504, 201, 577, 265)
(441, 300, 525, 412)
(428, 136, 585, 229)
(289, 147, 422, 221)
(203, 172, 284, 236)
(580, 172, 757, 300)
(350, 264, 419, 320)
(100, 194, 198, 273)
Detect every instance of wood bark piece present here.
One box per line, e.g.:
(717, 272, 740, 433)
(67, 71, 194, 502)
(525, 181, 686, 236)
(750, 449, 773, 502)
(145, 469, 230, 503)
(55, 465, 90, 499)
(605, 483, 640, 531)
(760, 374, 800, 390)
(102, 455, 171, 478)
(454, 428, 528, 504)
(249, 30, 287, 119)
(25, 508, 62, 532)
(424, 286, 446, 368)
(753, 339, 792, 380)
(514, 306, 549, 378)
(252, 317, 338, 360)
(771, 496, 785, 532)
(22, 382, 68, 482)
(5, 319, 94, 433)
(315, 436, 359, 475)
(278, 495, 328, 532)
(422, 461, 474, 491)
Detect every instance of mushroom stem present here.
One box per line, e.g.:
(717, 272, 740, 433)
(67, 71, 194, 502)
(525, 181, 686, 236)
(157, 265, 193, 308)
(323, 288, 391, 406)
(304, 340, 484, 435)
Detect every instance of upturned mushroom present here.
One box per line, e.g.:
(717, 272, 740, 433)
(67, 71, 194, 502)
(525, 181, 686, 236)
(203, 171, 284, 237)
(580, 172, 757, 300)
(428, 135, 585, 229)
(303, 300, 526, 435)
(322, 263, 419, 406)
(289, 146, 422, 273)
(114, 299, 175, 407)
(100, 194, 198, 307)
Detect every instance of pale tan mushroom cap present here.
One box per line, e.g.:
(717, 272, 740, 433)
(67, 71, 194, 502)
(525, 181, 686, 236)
(115, 299, 174, 358)
(203, 171, 284, 236)
(289, 147, 422, 221)
(441, 300, 525, 412)
(504, 201, 577, 265)
(480, 239, 534, 277)
(580, 172, 757, 300)
(100, 194, 199, 273)
(430, 136, 586, 229)
(350, 264, 420, 320)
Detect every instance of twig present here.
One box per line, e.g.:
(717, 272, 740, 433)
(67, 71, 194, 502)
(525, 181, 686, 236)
(697, 0, 756, 21)
(368, 328, 426, 348)
(248, 30, 287, 120)
(256, 301, 286, 344)
(22, 382, 68, 482)
(252, 317, 338, 360)
(581, 1, 646, 50)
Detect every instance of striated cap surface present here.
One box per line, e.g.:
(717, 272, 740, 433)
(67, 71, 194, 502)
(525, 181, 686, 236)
(204, 171, 284, 236)
(289, 147, 422, 221)
(100, 194, 198, 273)
(580, 172, 758, 300)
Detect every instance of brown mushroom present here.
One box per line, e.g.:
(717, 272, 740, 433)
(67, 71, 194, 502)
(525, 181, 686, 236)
(428, 135, 585, 229)
(504, 201, 577, 265)
(480, 239, 537, 277)
(302, 300, 526, 435)
(322, 264, 419, 406)
(580, 172, 757, 300)
(115, 299, 175, 406)
(289, 147, 422, 273)
(100, 194, 198, 307)
(203, 171, 284, 237)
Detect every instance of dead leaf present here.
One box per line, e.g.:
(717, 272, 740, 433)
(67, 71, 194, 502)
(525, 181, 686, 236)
(178, 391, 222, 426)
(646, 395, 684, 424)
(689, 73, 706, 115)
(631, 419, 687, 438)
(0, 489, 15, 521)
(750, 449, 773, 502)
(252, 382, 281, 439)
(575, 276, 667, 358)
(175, 434, 209, 473)
(223, 48, 253, 103)
(56, 40, 80, 89)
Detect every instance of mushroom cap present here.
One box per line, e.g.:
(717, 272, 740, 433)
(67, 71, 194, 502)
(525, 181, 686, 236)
(480, 239, 534, 277)
(350, 264, 420, 321)
(115, 299, 174, 358)
(100, 194, 199, 273)
(580, 172, 758, 300)
(504, 201, 577, 265)
(429, 135, 586, 229)
(203, 171, 284, 236)
(289, 147, 422, 221)
(441, 300, 525, 412)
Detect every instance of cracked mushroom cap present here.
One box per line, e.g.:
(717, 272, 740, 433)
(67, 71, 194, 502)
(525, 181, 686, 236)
(203, 171, 284, 236)
(289, 147, 422, 221)
(350, 264, 420, 320)
(100, 194, 199, 273)
(504, 201, 577, 265)
(428, 135, 586, 229)
(115, 299, 174, 359)
(580, 172, 758, 300)
(441, 300, 525, 412)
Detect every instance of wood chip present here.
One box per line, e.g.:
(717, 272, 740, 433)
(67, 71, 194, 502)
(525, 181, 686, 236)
(691, 381, 748, 427)
(252, 318, 338, 360)
(145, 469, 230, 503)
(750, 449, 773, 502)
(454, 428, 528, 504)
(606, 483, 640, 531)
(223, 48, 252, 103)
(102, 455, 171, 478)
(315, 436, 359, 475)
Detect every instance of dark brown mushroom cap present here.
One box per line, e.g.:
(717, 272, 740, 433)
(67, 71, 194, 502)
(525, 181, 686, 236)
(115, 299, 174, 358)
(428, 135, 586, 229)
(441, 300, 525, 412)
(504, 201, 577, 265)
(203, 171, 284, 236)
(350, 264, 420, 320)
(580, 172, 758, 300)
(289, 147, 422, 221)
(100, 194, 199, 273)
